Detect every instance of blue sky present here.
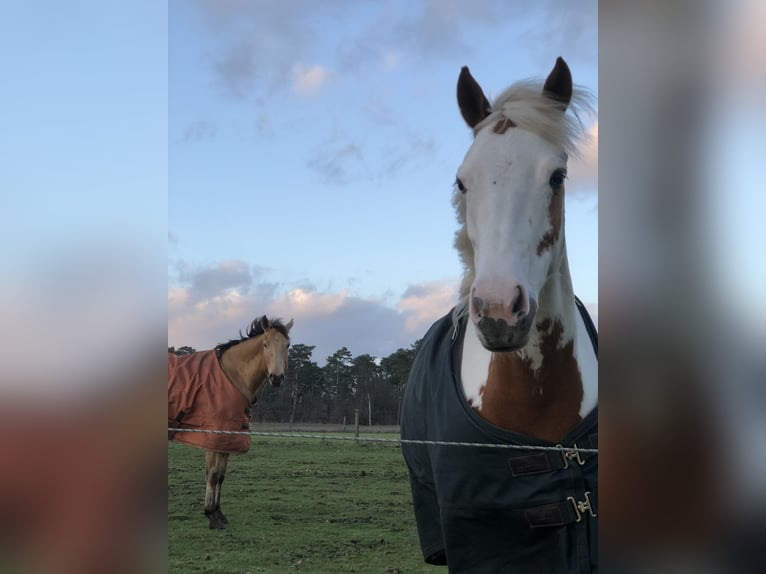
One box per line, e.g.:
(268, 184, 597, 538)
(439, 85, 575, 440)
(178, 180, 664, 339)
(0, 1, 169, 391)
(168, 0, 598, 362)
(3, 2, 167, 256)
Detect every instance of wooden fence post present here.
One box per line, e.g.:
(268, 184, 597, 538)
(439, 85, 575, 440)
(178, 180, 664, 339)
(354, 409, 360, 443)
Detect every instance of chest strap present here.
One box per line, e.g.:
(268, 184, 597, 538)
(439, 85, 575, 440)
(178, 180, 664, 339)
(524, 490, 598, 528)
(507, 432, 597, 476)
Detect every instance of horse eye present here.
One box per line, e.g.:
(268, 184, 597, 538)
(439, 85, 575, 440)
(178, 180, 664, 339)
(263, 342, 268, 348)
(455, 178, 466, 193)
(549, 169, 567, 187)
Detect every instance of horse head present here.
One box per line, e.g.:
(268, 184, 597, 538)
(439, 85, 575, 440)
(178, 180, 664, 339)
(258, 316, 294, 386)
(454, 57, 582, 352)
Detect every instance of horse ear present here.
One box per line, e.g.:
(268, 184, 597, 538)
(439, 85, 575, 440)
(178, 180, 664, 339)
(542, 57, 572, 110)
(457, 66, 492, 128)
(285, 318, 294, 332)
(259, 315, 269, 330)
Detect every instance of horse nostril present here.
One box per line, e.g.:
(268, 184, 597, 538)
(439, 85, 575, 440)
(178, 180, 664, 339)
(511, 298, 521, 315)
(511, 286, 528, 316)
(472, 295, 484, 317)
(270, 374, 284, 385)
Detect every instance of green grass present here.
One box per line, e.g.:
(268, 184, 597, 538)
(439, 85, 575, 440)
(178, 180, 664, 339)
(168, 434, 433, 574)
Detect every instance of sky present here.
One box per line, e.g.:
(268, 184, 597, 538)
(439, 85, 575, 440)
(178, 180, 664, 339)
(168, 0, 599, 363)
(0, 0, 759, 386)
(0, 1, 169, 391)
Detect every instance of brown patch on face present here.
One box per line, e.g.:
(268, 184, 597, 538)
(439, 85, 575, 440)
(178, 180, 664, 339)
(536, 189, 563, 255)
(476, 320, 583, 442)
(493, 117, 516, 134)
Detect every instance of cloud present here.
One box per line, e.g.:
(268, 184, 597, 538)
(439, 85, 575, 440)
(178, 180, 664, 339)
(168, 261, 460, 362)
(307, 141, 366, 185)
(291, 64, 332, 97)
(213, 38, 260, 98)
(183, 120, 217, 142)
(361, 95, 398, 127)
(382, 131, 437, 175)
(306, 129, 436, 185)
(398, 281, 459, 334)
(567, 120, 598, 195)
(168, 260, 594, 364)
(376, 0, 595, 65)
(271, 287, 347, 319)
(255, 113, 273, 137)
(174, 259, 263, 303)
(169, 285, 402, 363)
(271, 290, 405, 362)
(179, 0, 593, 194)
(188, 0, 331, 98)
(382, 49, 401, 70)
(522, 1, 598, 65)
(184, 1, 596, 99)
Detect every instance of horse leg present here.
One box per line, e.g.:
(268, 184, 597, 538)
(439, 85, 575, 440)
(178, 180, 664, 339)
(214, 453, 230, 525)
(204, 451, 227, 530)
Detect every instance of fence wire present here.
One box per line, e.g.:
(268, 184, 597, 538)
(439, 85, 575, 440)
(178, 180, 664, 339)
(168, 427, 598, 455)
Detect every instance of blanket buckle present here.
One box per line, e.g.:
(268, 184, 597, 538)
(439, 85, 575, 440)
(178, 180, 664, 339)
(557, 443, 585, 469)
(567, 491, 597, 522)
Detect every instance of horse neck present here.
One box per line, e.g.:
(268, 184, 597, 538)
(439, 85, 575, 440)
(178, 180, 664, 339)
(467, 251, 585, 442)
(533, 254, 578, 347)
(219, 336, 268, 403)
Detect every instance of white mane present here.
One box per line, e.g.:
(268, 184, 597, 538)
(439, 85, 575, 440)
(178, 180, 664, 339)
(452, 81, 595, 324)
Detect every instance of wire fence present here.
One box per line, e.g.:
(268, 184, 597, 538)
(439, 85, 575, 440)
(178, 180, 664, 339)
(168, 427, 598, 455)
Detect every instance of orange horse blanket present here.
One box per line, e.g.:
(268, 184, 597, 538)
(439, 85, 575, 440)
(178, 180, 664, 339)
(168, 351, 252, 453)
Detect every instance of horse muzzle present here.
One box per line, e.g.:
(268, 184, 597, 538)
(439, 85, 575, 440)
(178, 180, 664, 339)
(472, 298, 537, 352)
(268, 373, 284, 387)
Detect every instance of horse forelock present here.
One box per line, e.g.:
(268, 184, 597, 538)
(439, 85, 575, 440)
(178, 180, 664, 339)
(246, 317, 290, 340)
(451, 81, 595, 327)
(214, 316, 290, 356)
(473, 80, 594, 158)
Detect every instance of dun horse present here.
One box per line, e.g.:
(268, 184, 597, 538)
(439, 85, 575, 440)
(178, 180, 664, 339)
(401, 58, 598, 572)
(168, 315, 293, 529)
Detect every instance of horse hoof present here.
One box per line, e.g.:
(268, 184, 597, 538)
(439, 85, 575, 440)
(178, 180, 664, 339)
(206, 508, 228, 530)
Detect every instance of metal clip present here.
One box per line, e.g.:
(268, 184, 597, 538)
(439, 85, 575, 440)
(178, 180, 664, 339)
(557, 443, 586, 469)
(567, 491, 597, 522)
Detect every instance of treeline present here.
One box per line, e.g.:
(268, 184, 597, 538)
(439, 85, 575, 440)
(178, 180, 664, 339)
(168, 342, 420, 427)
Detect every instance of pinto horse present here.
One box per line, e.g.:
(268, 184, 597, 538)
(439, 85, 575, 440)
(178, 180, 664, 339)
(168, 315, 293, 529)
(401, 58, 598, 572)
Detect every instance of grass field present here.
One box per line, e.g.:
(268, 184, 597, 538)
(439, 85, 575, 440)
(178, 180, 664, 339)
(168, 431, 433, 574)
